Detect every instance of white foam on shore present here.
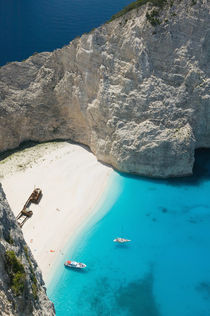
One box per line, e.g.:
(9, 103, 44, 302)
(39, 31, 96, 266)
(0, 141, 113, 283)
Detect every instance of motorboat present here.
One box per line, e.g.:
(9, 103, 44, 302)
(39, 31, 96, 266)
(113, 238, 131, 243)
(64, 260, 86, 269)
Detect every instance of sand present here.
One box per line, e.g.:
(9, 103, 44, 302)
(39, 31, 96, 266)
(0, 141, 113, 283)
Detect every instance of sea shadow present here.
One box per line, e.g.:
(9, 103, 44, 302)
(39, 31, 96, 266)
(114, 242, 131, 249)
(77, 272, 161, 316)
(77, 277, 115, 315)
(115, 272, 161, 316)
(64, 266, 88, 274)
(196, 281, 210, 300)
(160, 207, 168, 213)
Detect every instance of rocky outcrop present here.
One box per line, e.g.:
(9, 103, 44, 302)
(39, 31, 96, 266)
(0, 0, 209, 177)
(0, 184, 55, 316)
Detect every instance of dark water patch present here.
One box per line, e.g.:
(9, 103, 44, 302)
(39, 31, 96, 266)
(75, 273, 161, 316)
(196, 282, 210, 300)
(114, 242, 131, 249)
(160, 207, 168, 213)
(152, 218, 157, 222)
(188, 218, 197, 224)
(88, 277, 113, 315)
(181, 204, 210, 224)
(182, 204, 210, 214)
(116, 272, 161, 316)
(149, 187, 157, 191)
(77, 277, 116, 315)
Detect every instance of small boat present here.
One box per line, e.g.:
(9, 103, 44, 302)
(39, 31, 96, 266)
(113, 238, 131, 243)
(64, 260, 86, 269)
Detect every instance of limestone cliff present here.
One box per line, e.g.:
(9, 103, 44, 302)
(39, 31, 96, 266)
(0, 185, 55, 315)
(0, 0, 209, 177)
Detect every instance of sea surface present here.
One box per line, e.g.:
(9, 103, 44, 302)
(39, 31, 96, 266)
(0, 0, 131, 66)
(48, 149, 210, 316)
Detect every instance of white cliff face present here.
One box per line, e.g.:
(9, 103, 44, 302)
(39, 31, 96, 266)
(0, 185, 55, 316)
(0, 0, 209, 177)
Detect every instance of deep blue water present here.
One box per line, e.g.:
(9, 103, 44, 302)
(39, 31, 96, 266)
(0, 0, 131, 66)
(48, 149, 210, 316)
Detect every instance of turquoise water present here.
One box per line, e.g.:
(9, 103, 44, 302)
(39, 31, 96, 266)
(48, 149, 210, 316)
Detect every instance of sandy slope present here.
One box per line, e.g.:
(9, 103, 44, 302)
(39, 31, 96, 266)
(0, 141, 113, 282)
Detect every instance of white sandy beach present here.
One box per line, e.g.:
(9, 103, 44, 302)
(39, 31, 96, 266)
(0, 141, 113, 283)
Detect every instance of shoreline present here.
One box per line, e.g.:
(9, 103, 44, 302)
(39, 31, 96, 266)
(47, 170, 120, 289)
(0, 141, 113, 283)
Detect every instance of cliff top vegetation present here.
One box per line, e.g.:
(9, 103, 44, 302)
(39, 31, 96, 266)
(109, 0, 167, 21)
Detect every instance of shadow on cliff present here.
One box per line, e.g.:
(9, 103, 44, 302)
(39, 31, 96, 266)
(118, 148, 210, 187)
(0, 139, 92, 161)
(166, 148, 210, 186)
(0, 140, 39, 161)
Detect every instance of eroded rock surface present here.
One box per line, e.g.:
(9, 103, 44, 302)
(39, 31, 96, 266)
(0, 185, 55, 316)
(0, 0, 209, 177)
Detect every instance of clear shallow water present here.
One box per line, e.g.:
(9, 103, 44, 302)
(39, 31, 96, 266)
(0, 0, 131, 66)
(48, 149, 210, 316)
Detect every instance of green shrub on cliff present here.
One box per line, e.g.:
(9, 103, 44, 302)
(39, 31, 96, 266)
(5, 250, 26, 296)
(11, 271, 26, 295)
(146, 9, 161, 25)
(24, 246, 38, 299)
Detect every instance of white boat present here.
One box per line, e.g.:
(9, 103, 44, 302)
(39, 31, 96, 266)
(64, 260, 86, 269)
(113, 237, 131, 243)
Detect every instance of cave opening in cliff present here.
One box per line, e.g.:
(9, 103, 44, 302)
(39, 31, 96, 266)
(193, 148, 210, 178)
(166, 148, 210, 187)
